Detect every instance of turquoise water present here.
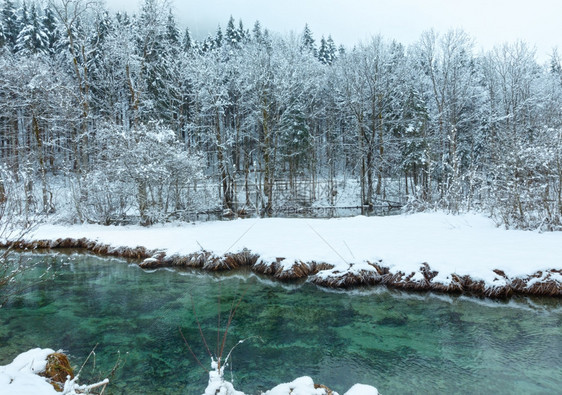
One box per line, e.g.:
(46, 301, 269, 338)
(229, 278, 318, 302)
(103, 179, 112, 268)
(0, 253, 560, 394)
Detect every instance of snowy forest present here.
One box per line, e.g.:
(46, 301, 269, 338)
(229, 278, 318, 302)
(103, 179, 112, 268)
(1, 0, 561, 230)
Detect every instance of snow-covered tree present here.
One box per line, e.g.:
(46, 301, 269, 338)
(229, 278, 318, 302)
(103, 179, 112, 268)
(181, 26, 192, 52)
(15, 2, 48, 54)
(301, 23, 315, 55)
(41, 5, 60, 54)
(1, 0, 19, 50)
(318, 35, 336, 65)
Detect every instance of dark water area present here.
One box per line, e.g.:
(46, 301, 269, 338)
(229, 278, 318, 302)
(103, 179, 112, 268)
(0, 253, 560, 394)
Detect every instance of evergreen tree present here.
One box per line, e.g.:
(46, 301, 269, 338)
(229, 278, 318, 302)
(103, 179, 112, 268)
(318, 36, 327, 63)
(318, 36, 337, 65)
(279, 101, 312, 169)
(226, 15, 241, 46)
(15, 2, 47, 54)
(42, 6, 60, 55)
(326, 35, 337, 62)
(1, 0, 19, 49)
(165, 11, 179, 46)
(17, 1, 29, 29)
(94, 10, 112, 45)
(237, 19, 247, 42)
(201, 34, 215, 52)
(115, 11, 131, 26)
(301, 23, 316, 55)
(215, 25, 223, 47)
(550, 48, 562, 82)
(0, 20, 5, 49)
(182, 27, 192, 52)
(252, 20, 262, 42)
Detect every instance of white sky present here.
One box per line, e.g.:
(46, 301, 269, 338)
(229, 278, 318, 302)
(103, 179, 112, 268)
(105, 0, 561, 63)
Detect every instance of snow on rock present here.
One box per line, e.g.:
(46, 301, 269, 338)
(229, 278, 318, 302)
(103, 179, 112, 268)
(263, 376, 330, 395)
(344, 383, 380, 395)
(2, 350, 377, 395)
(0, 349, 109, 395)
(0, 348, 57, 395)
(203, 361, 378, 395)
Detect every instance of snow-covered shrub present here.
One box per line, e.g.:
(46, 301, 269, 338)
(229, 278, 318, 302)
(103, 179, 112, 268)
(489, 128, 562, 230)
(78, 122, 206, 225)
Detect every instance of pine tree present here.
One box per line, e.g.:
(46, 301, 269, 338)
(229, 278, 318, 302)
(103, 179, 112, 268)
(15, 2, 47, 54)
(237, 19, 247, 43)
(165, 11, 179, 46)
(201, 34, 215, 52)
(225, 15, 241, 46)
(115, 11, 131, 27)
(182, 27, 192, 52)
(95, 11, 112, 45)
(215, 25, 223, 47)
(252, 20, 262, 42)
(42, 6, 60, 55)
(550, 49, 562, 78)
(301, 24, 316, 55)
(1, 0, 19, 49)
(318, 36, 328, 64)
(0, 20, 5, 49)
(280, 101, 312, 169)
(17, 1, 29, 28)
(326, 35, 337, 62)
(318, 35, 337, 65)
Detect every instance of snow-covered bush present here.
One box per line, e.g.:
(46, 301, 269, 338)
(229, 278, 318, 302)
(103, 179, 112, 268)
(489, 128, 562, 230)
(78, 122, 205, 224)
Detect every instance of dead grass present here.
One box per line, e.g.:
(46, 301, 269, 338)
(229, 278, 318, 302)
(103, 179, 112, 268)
(39, 352, 74, 392)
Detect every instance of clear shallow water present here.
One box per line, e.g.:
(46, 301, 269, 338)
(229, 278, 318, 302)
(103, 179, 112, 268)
(0, 253, 561, 395)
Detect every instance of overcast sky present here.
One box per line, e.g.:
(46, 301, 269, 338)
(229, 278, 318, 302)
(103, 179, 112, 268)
(105, 0, 560, 63)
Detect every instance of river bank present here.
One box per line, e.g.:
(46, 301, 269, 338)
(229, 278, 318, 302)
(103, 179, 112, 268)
(3, 212, 561, 297)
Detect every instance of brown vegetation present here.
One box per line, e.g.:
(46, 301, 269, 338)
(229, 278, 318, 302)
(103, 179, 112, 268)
(39, 352, 74, 392)
(314, 383, 335, 395)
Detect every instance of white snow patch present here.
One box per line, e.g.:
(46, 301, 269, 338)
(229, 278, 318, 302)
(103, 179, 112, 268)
(0, 348, 55, 395)
(20, 212, 562, 289)
(344, 383, 380, 395)
(0, 349, 109, 395)
(264, 376, 329, 395)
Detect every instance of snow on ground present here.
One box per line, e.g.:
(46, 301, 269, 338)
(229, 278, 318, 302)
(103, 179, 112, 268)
(21, 212, 562, 286)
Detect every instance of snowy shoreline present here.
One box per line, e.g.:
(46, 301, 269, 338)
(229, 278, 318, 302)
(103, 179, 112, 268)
(4, 212, 562, 297)
(0, 349, 377, 395)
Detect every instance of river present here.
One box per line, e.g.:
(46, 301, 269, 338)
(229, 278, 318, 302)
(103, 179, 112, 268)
(0, 252, 560, 394)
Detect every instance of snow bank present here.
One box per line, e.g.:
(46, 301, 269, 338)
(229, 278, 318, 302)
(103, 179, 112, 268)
(0, 349, 109, 395)
(11, 212, 562, 295)
(0, 348, 57, 395)
(1, 350, 379, 395)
